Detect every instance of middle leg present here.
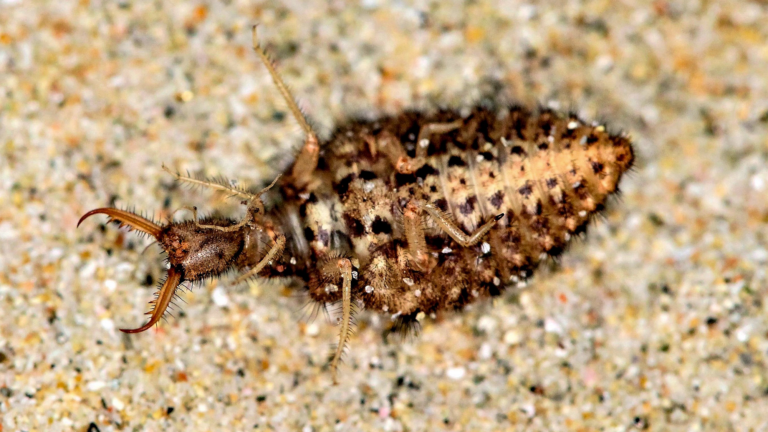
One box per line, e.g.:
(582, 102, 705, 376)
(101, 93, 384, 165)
(403, 200, 429, 270)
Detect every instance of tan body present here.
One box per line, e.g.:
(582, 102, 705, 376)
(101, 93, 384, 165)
(276, 106, 634, 319)
(79, 27, 634, 383)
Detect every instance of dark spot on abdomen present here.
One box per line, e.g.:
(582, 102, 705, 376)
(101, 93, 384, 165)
(434, 198, 449, 212)
(546, 177, 558, 189)
(458, 196, 477, 215)
(371, 217, 392, 235)
(590, 161, 604, 174)
(336, 174, 355, 197)
(342, 213, 365, 237)
(360, 170, 377, 180)
(395, 172, 417, 187)
(415, 164, 438, 178)
(518, 181, 533, 197)
(490, 190, 505, 208)
(447, 155, 466, 167)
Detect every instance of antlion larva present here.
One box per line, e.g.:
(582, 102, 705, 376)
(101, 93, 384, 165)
(78, 26, 634, 383)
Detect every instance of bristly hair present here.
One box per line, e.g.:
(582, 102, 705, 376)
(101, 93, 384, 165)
(296, 295, 330, 324)
(324, 300, 359, 365)
(103, 206, 160, 239)
(255, 39, 322, 136)
(383, 312, 421, 343)
(139, 273, 181, 328)
(163, 165, 256, 201)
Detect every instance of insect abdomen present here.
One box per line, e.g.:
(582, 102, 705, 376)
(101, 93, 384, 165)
(306, 104, 633, 313)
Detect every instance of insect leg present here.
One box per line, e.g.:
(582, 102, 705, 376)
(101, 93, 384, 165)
(330, 258, 353, 385)
(233, 234, 286, 284)
(415, 120, 463, 159)
(421, 202, 504, 247)
(251, 25, 319, 189)
(173, 205, 250, 233)
(403, 200, 429, 270)
(373, 131, 424, 174)
(373, 120, 463, 174)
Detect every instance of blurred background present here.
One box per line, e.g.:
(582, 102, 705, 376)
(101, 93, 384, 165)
(1, 0, 767, 430)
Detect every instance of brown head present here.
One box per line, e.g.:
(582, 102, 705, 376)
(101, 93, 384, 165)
(78, 208, 254, 333)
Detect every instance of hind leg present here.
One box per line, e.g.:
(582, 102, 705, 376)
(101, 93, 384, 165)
(402, 199, 504, 274)
(371, 120, 463, 174)
(416, 201, 505, 248)
(415, 120, 463, 159)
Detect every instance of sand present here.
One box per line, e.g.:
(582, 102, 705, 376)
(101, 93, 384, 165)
(2, 0, 768, 430)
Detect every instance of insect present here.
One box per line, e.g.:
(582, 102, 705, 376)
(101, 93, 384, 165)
(78, 26, 634, 383)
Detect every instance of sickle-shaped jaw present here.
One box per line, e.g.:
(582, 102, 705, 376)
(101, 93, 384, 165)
(78, 207, 179, 333)
(78, 208, 163, 239)
(120, 267, 183, 333)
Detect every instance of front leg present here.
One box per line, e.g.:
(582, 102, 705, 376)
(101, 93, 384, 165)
(233, 234, 286, 284)
(251, 26, 319, 189)
(162, 166, 282, 229)
(176, 205, 249, 233)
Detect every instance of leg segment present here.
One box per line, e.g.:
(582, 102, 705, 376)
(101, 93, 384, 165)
(403, 201, 429, 270)
(415, 120, 463, 158)
(175, 205, 249, 233)
(375, 120, 464, 174)
(375, 131, 419, 174)
(251, 26, 319, 188)
(233, 234, 286, 284)
(330, 258, 353, 385)
(421, 202, 504, 247)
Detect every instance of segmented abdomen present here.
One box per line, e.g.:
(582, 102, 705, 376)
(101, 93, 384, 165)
(326, 107, 630, 249)
(290, 105, 633, 314)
